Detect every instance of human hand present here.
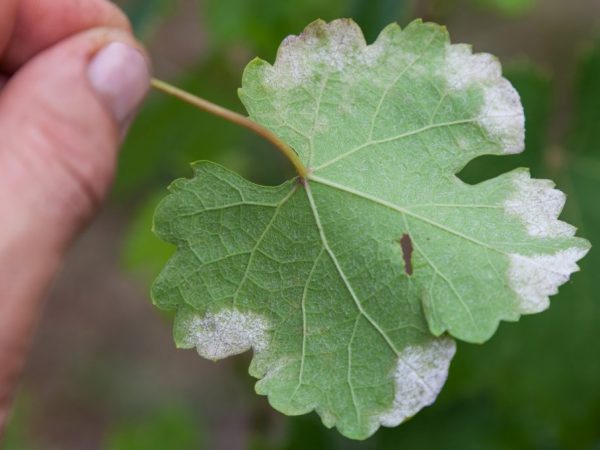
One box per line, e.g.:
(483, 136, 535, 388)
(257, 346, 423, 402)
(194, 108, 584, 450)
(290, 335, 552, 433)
(0, 0, 150, 432)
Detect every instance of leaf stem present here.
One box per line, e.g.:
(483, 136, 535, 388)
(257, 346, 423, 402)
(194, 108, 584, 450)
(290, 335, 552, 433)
(150, 78, 308, 178)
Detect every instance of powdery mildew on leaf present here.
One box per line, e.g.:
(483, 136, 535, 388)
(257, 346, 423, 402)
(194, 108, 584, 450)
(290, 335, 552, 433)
(445, 44, 525, 154)
(265, 19, 367, 89)
(378, 337, 456, 427)
(153, 19, 590, 440)
(177, 307, 270, 360)
(508, 248, 588, 314)
(504, 171, 576, 237)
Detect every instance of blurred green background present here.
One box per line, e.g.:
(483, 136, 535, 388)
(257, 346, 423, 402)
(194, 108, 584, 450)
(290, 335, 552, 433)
(3, 0, 600, 449)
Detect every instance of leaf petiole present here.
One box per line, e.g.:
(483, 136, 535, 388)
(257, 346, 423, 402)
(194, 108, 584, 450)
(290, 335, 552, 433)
(150, 78, 308, 178)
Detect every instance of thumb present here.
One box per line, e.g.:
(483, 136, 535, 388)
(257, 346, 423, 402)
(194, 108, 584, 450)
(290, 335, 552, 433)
(0, 28, 150, 245)
(0, 27, 149, 423)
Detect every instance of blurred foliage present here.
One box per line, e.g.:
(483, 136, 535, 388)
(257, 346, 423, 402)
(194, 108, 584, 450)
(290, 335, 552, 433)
(346, 0, 409, 42)
(121, 191, 173, 283)
(472, 0, 537, 16)
(104, 406, 203, 450)
(2, 395, 37, 450)
(204, 0, 409, 57)
(117, 0, 175, 38)
(204, 0, 346, 57)
(570, 38, 600, 157)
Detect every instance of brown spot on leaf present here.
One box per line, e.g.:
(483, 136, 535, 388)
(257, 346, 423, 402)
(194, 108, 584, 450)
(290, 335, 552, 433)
(400, 234, 413, 276)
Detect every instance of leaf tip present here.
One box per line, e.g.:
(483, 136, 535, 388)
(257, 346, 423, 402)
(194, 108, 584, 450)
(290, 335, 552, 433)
(508, 246, 590, 315)
(504, 170, 576, 238)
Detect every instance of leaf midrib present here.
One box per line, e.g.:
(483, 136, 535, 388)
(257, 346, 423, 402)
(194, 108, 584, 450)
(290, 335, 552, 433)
(303, 180, 439, 401)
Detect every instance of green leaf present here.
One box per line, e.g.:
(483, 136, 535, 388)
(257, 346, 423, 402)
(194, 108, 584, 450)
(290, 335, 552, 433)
(152, 19, 589, 439)
(238, 18, 589, 342)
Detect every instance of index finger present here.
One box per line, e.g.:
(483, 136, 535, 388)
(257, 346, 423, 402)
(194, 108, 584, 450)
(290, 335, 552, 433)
(1, 0, 131, 73)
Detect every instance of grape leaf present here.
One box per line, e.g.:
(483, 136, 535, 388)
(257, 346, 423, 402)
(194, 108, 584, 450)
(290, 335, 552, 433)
(151, 19, 589, 439)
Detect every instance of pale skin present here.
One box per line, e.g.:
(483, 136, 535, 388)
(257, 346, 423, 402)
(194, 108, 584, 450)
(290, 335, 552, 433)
(0, 0, 150, 432)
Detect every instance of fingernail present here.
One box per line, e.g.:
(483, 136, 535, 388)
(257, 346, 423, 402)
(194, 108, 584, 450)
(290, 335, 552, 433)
(87, 42, 150, 127)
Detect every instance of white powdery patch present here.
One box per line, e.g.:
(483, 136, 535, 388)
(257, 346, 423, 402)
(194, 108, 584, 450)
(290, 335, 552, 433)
(180, 308, 270, 360)
(361, 27, 394, 68)
(509, 248, 588, 314)
(504, 171, 575, 238)
(378, 337, 456, 427)
(266, 19, 367, 90)
(445, 44, 525, 154)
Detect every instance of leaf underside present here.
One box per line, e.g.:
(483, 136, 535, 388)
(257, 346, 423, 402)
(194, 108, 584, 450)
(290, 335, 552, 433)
(151, 19, 589, 439)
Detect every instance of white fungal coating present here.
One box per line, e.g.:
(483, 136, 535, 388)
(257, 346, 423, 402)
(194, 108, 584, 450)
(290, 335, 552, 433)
(504, 171, 575, 238)
(180, 308, 270, 360)
(378, 337, 456, 427)
(445, 44, 525, 154)
(508, 248, 588, 314)
(266, 19, 366, 89)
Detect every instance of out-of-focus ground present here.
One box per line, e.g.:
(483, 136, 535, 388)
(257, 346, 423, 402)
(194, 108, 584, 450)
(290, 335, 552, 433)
(4, 0, 600, 449)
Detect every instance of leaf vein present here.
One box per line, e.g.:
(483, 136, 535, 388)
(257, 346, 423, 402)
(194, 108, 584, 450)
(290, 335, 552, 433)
(303, 182, 401, 356)
(231, 186, 298, 306)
